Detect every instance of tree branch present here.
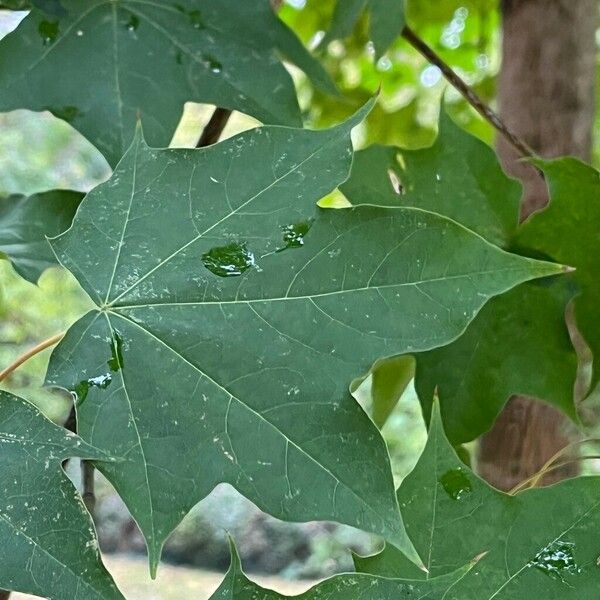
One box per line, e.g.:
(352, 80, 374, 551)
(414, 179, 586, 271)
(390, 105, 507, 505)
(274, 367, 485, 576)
(195, 107, 232, 148)
(401, 25, 537, 161)
(0, 332, 64, 383)
(82, 461, 96, 518)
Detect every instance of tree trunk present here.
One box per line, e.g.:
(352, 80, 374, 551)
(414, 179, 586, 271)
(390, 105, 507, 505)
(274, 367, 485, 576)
(477, 0, 597, 491)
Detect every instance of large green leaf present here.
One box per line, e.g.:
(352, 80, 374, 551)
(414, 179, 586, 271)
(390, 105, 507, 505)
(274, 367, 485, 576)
(45, 107, 562, 574)
(415, 278, 578, 444)
(355, 402, 600, 598)
(0, 190, 83, 283)
(341, 112, 521, 247)
(211, 538, 473, 599)
(0, 390, 123, 599)
(323, 0, 406, 58)
(0, 0, 333, 166)
(518, 158, 600, 391)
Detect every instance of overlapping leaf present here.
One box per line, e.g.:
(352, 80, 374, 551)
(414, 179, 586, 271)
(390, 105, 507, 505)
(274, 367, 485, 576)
(45, 106, 561, 574)
(518, 158, 600, 391)
(0, 190, 82, 282)
(323, 0, 405, 58)
(0, 0, 333, 165)
(355, 402, 600, 598)
(0, 390, 123, 599)
(211, 538, 473, 600)
(342, 114, 577, 442)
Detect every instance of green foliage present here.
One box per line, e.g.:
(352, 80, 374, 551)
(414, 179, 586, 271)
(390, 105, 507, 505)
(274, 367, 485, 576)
(0, 190, 82, 282)
(355, 403, 600, 599)
(0, 0, 333, 165)
(0, 390, 123, 599)
(212, 538, 473, 599)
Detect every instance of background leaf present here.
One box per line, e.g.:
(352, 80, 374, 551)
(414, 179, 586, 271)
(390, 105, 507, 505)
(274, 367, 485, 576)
(0, 190, 83, 282)
(0, 0, 333, 165)
(0, 390, 123, 599)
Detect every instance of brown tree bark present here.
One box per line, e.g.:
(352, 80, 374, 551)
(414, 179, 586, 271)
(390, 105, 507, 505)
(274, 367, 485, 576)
(478, 0, 597, 491)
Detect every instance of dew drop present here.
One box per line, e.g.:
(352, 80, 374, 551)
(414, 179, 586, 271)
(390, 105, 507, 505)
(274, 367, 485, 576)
(204, 55, 222, 73)
(189, 9, 205, 29)
(125, 14, 139, 31)
(439, 468, 472, 500)
(38, 20, 59, 45)
(277, 219, 313, 252)
(202, 242, 255, 277)
(528, 540, 581, 581)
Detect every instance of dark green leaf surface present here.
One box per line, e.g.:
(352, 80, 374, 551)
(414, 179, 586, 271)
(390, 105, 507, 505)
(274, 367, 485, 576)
(0, 390, 123, 599)
(0, 0, 333, 165)
(518, 158, 600, 391)
(0, 190, 83, 282)
(356, 403, 600, 598)
(416, 278, 578, 444)
(211, 538, 472, 600)
(46, 108, 561, 574)
(324, 0, 405, 58)
(341, 112, 521, 247)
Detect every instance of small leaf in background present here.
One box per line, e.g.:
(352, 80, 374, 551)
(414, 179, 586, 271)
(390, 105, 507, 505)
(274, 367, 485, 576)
(0, 390, 123, 599)
(356, 402, 600, 598)
(416, 278, 579, 444)
(0, 0, 334, 165)
(518, 158, 600, 393)
(211, 537, 474, 600)
(0, 190, 83, 283)
(44, 105, 561, 574)
(341, 111, 521, 247)
(323, 0, 406, 58)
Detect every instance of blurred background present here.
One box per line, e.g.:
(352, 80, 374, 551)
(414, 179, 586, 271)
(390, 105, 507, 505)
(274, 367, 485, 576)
(1, 0, 599, 597)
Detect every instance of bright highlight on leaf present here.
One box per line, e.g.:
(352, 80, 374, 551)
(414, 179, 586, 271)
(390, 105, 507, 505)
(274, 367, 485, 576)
(355, 402, 600, 598)
(41, 104, 562, 575)
(0, 0, 334, 165)
(0, 390, 123, 599)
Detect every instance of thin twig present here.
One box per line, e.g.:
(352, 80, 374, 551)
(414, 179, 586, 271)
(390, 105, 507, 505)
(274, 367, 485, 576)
(82, 461, 96, 518)
(196, 107, 232, 148)
(0, 332, 64, 383)
(401, 25, 537, 161)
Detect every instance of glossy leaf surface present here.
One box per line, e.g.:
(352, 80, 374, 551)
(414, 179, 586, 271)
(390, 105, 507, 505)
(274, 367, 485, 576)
(0, 390, 123, 599)
(46, 108, 561, 574)
(0, 0, 333, 165)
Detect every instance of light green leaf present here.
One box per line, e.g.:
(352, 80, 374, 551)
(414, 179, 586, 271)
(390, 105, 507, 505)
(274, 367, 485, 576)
(211, 537, 473, 599)
(0, 0, 333, 165)
(416, 278, 579, 444)
(0, 190, 83, 283)
(356, 402, 600, 598)
(0, 390, 123, 599)
(323, 0, 405, 58)
(341, 112, 521, 247)
(518, 158, 600, 392)
(45, 107, 561, 575)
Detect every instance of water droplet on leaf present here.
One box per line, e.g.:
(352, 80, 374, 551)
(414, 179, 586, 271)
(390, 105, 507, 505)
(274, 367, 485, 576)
(189, 10, 205, 29)
(125, 14, 139, 31)
(439, 468, 472, 500)
(38, 20, 59, 45)
(204, 55, 222, 73)
(529, 540, 581, 581)
(202, 242, 255, 277)
(277, 220, 313, 252)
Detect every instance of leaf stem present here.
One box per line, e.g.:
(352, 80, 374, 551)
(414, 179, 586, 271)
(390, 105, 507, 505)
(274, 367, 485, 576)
(401, 25, 537, 161)
(195, 107, 232, 148)
(0, 333, 64, 383)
